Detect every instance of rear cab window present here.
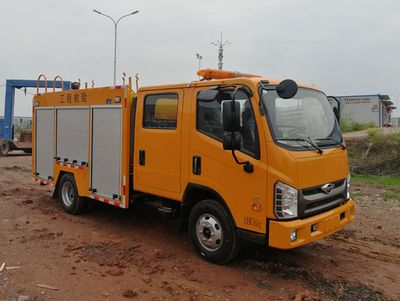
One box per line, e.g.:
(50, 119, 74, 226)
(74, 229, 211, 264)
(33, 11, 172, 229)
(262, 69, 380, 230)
(143, 93, 178, 129)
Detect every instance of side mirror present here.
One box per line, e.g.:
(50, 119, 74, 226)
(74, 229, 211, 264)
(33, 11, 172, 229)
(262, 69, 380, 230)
(328, 96, 341, 122)
(222, 101, 240, 132)
(221, 88, 254, 173)
(276, 79, 298, 99)
(197, 89, 219, 102)
(222, 101, 241, 150)
(223, 132, 241, 150)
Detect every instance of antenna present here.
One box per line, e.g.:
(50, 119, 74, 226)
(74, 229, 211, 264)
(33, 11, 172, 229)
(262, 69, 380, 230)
(211, 32, 231, 70)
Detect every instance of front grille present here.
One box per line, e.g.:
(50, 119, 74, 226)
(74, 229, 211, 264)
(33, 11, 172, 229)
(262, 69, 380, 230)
(298, 179, 347, 218)
(302, 179, 345, 196)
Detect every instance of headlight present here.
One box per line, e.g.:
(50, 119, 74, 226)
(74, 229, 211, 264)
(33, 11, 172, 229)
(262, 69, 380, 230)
(346, 174, 351, 200)
(275, 181, 298, 219)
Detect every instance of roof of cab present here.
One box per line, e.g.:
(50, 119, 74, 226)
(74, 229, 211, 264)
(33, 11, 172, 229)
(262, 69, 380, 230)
(138, 76, 321, 93)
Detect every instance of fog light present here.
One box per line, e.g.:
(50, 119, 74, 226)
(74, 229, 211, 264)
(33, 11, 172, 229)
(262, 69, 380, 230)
(290, 229, 297, 241)
(311, 223, 318, 232)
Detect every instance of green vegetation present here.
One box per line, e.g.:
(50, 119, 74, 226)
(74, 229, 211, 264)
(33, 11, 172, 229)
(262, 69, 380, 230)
(383, 191, 400, 202)
(352, 175, 400, 187)
(346, 129, 400, 176)
(339, 119, 375, 133)
(352, 175, 400, 201)
(368, 128, 400, 151)
(346, 128, 400, 200)
(350, 191, 362, 199)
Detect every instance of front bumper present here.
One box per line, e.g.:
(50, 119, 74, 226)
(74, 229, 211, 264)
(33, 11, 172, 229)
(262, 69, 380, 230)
(268, 199, 355, 249)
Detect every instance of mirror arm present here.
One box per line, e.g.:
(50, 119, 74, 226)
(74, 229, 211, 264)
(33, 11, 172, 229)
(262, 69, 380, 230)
(259, 80, 269, 90)
(228, 87, 254, 173)
(231, 150, 246, 165)
(231, 150, 254, 173)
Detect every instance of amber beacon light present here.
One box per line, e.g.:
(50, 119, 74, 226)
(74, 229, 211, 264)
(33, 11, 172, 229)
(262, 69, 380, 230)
(197, 69, 262, 80)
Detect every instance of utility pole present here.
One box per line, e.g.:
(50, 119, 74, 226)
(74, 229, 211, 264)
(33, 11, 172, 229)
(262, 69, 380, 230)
(211, 33, 231, 70)
(195, 53, 203, 79)
(93, 9, 139, 86)
(195, 53, 203, 70)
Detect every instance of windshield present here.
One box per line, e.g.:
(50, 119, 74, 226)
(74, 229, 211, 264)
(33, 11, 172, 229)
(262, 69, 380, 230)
(261, 87, 342, 149)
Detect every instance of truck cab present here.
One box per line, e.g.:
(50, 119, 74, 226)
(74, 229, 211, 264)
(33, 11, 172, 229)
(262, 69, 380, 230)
(32, 70, 355, 264)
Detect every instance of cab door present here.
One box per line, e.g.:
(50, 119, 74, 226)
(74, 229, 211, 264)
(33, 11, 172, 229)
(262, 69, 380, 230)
(134, 90, 183, 198)
(188, 87, 268, 234)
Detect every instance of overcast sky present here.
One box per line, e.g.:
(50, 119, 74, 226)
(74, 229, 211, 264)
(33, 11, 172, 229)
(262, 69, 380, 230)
(0, 0, 399, 117)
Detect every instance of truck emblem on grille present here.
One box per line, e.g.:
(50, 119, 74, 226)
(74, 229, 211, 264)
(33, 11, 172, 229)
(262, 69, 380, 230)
(321, 183, 335, 193)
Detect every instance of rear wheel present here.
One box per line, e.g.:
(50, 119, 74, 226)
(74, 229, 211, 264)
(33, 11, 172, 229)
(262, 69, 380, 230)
(58, 174, 86, 215)
(0, 140, 9, 156)
(188, 199, 240, 264)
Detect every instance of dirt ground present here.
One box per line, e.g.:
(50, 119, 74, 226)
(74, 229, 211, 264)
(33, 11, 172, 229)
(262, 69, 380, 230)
(0, 155, 399, 301)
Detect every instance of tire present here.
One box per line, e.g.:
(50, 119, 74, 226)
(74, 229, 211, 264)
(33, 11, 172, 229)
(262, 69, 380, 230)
(188, 199, 240, 264)
(58, 173, 86, 215)
(0, 140, 9, 156)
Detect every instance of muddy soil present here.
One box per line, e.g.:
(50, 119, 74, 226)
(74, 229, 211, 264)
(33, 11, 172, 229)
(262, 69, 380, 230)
(0, 156, 399, 301)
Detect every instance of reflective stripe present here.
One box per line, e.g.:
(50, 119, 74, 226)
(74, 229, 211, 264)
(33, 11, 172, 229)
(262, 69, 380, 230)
(55, 161, 87, 170)
(33, 178, 53, 186)
(89, 194, 125, 209)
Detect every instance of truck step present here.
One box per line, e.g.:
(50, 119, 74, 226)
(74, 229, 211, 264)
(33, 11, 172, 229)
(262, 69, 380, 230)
(158, 206, 179, 220)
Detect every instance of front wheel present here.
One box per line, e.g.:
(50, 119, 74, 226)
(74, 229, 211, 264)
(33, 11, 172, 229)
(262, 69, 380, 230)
(58, 174, 86, 215)
(188, 199, 240, 264)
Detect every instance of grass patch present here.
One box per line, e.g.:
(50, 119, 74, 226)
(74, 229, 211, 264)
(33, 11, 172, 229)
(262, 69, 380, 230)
(347, 130, 400, 176)
(352, 175, 400, 201)
(352, 175, 400, 187)
(351, 191, 362, 198)
(340, 119, 375, 133)
(383, 191, 400, 202)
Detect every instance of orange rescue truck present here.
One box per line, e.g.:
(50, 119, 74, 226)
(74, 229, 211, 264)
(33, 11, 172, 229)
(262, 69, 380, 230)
(32, 71, 355, 263)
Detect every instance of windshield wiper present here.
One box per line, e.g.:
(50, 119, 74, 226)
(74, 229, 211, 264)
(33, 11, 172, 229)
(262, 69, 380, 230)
(277, 137, 323, 155)
(305, 137, 324, 154)
(315, 137, 346, 150)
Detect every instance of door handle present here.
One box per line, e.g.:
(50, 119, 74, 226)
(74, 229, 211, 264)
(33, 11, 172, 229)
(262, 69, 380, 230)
(139, 150, 145, 166)
(192, 156, 201, 175)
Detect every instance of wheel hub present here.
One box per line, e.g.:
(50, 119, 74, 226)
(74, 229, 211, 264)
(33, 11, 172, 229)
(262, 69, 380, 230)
(196, 214, 223, 251)
(61, 182, 74, 207)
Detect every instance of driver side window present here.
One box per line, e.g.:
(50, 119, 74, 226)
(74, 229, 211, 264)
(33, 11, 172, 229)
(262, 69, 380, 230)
(196, 90, 260, 159)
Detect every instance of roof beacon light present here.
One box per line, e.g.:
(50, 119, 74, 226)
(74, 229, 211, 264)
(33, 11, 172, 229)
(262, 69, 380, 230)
(197, 69, 261, 80)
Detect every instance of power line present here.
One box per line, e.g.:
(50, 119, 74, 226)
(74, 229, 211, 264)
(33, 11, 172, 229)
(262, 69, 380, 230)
(15, 87, 35, 96)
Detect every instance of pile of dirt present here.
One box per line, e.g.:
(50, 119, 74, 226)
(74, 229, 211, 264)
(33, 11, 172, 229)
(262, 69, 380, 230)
(345, 129, 400, 176)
